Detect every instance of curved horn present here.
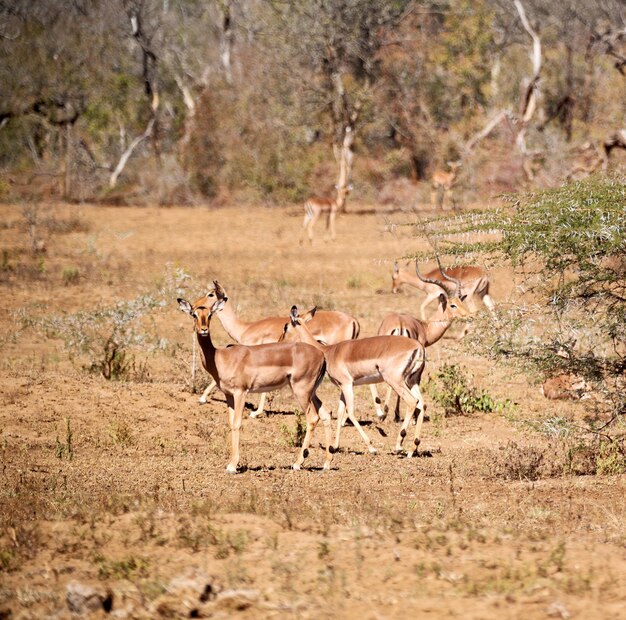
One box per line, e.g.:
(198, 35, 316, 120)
(415, 259, 449, 294)
(434, 255, 462, 298)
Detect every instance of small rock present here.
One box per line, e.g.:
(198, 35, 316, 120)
(66, 581, 113, 613)
(215, 589, 259, 611)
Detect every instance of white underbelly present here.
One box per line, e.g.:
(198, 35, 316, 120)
(248, 379, 289, 394)
(354, 372, 384, 386)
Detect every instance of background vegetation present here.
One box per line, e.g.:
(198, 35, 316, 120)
(1, 0, 624, 204)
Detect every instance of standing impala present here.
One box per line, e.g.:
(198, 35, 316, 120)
(281, 307, 427, 458)
(198, 280, 360, 417)
(299, 184, 351, 244)
(372, 261, 470, 421)
(391, 260, 496, 319)
(430, 160, 462, 210)
(178, 293, 334, 473)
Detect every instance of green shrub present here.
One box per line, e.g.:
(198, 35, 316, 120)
(425, 363, 513, 416)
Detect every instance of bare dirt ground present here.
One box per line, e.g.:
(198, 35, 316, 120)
(1, 201, 625, 619)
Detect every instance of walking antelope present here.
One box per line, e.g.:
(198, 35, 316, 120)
(372, 261, 470, 421)
(198, 281, 360, 417)
(391, 260, 496, 320)
(281, 307, 427, 457)
(299, 184, 351, 244)
(430, 160, 462, 210)
(178, 293, 334, 473)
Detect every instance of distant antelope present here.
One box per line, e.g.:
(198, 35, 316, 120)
(430, 161, 462, 210)
(391, 260, 496, 320)
(299, 184, 352, 244)
(541, 374, 589, 400)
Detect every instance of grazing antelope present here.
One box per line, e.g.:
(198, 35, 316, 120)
(299, 184, 351, 244)
(198, 281, 360, 417)
(430, 160, 462, 210)
(281, 306, 427, 457)
(178, 293, 334, 473)
(391, 260, 496, 320)
(372, 261, 470, 421)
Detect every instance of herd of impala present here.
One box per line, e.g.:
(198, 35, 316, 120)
(178, 258, 498, 474)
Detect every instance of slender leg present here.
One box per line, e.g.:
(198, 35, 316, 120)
(340, 384, 377, 454)
(443, 187, 452, 210)
(333, 396, 347, 451)
(430, 188, 438, 209)
(199, 378, 216, 404)
(482, 293, 497, 316)
(314, 395, 334, 470)
(307, 210, 321, 244)
(328, 209, 337, 241)
(226, 392, 246, 473)
(369, 384, 386, 420)
(384, 379, 418, 454)
(407, 383, 426, 458)
(250, 392, 266, 418)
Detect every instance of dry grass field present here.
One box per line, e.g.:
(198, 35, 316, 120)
(1, 201, 625, 619)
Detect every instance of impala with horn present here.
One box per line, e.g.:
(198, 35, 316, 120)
(280, 306, 427, 458)
(178, 292, 334, 473)
(198, 280, 360, 417)
(372, 260, 470, 421)
(391, 259, 496, 320)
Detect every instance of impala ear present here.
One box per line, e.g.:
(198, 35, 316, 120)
(460, 294, 467, 301)
(301, 306, 317, 323)
(210, 298, 227, 314)
(290, 305, 299, 325)
(213, 280, 226, 299)
(177, 298, 193, 315)
(438, 293, 447, 308)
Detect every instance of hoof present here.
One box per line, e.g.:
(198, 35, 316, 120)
(292, 463, 301, 471)
(226, 464, 238, 474)
(368, 446, 377, 455)
(406, 450, 415, 459)
(376, 412, 386, 422)
(198, 397, 207, 404)
(323, 462, 331, 471)
(249, 411, 262, 419)
(395, 447, 403, 455)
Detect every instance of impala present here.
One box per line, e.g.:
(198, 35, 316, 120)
(198, 281, 360, 417)
(372, 261, 470, 421)
(178, 293, 334, 473)
(281, 306, 427, 458)
(430, 160, 462, 210)
(541, 373, 589, 400)
(391, 260, 496, 320)
(299, 184, 351, 245)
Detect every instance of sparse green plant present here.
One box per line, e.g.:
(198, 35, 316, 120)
(61, 266, 80, 286)
(94, 553, 149, 580)
(346, 275, 362, 289)
(318, 540, 331, 560)
(18, 265, 189, 380)
(108, 421, 134, 447)
(425, 364, 513, 416)
(424, 178, 624, 455)
(280, 411, 306, 447)
(55, 417, 74, 460)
